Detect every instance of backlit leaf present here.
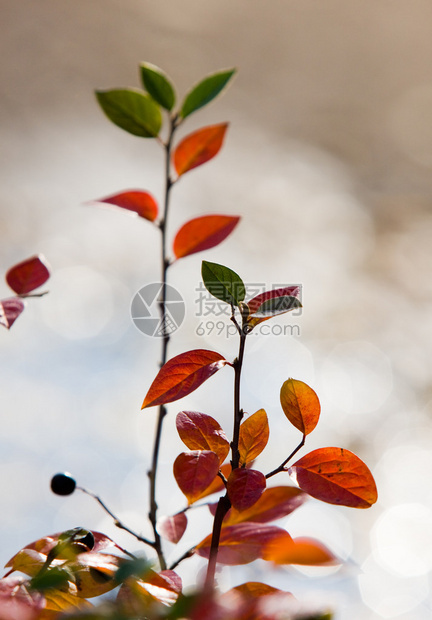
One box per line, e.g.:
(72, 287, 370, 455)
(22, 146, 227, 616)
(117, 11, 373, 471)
(227, 469, 266, 511)
(180, 69, 236, 119)
(0, 298, 25, 329)
(157, 513, 188, 544)
(263, 536, 337, 566)
(173, 124, 228, 176)
(173, 215, 240, 259)
(195, 462, 231, 501)
(71, 552, 123, 598)
(95, 88, 162, 137)
(176, 411, 230, 464)
(91, 190, 158, 222)
(225, 582, 295, 620)
(224, 485, 307, 525)
(43, 583, 93, 612)
(288, 447, 378, 508)
(238, 409, 269, 465)
(201, 261, 245, 306)
(140, 62, 176, 111)
(6, 255, 50, 295)
(174, 450, 220, 504)
(280, 378, 320, 436)
(247, 286, 301, 327)
(195, 523, 288, 565)
(142, 349, 227, 409)
(0, 576, 45, 620)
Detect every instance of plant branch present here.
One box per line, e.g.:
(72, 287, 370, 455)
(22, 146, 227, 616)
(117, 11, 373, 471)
(265, 434, 306, 479)
(148, 115, 179, 572)
(77, 487, 146, 555)
(204, 493, 231, 589)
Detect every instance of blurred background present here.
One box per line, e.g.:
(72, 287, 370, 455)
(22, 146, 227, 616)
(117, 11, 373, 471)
(1, 1, 432, 617)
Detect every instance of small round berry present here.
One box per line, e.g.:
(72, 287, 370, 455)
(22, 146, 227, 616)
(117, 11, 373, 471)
(50, 472, 76, 496)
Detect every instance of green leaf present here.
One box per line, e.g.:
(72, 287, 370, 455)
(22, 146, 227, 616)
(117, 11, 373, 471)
(140, 62, 176, 111)
(180, 69, 236, 119)
(201, 261, 245, 307)
(95, 88, 162, 137)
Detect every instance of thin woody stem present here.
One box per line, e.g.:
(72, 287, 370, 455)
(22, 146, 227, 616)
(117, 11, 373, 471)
(265, 434, 306, 479)
(148, 116, 179, 571)
(205, 317, 249, 588)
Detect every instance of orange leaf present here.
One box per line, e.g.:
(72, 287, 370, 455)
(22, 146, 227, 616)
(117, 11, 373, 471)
(238, 409, 269, 465)
(224, 485, 307, 525)
(173, 215, 240, 259)
(227, 469, 266, 511)
(225, 582, 295, 620)
(195, 462, 231, 501)
(173, 450, 220, 504)
(142, 349, 227, 409)
(263, 536, 337, 566)
(91, 190, 158, 221)
(6, 255, 50, 295)
(280, 378, 320, 436)
(173, 123, 228, 176)
(195, 523, 288, 565)
(176, 411, 229, 464)
(157, 512, 188, 544)
(288, 447, 378, 508)
(231, 582, 285, 597)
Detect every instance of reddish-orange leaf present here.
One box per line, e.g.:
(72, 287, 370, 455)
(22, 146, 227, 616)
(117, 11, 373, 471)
(0, 298, 25, 330)
(280, 378, 320, 436)
(225, 582, 295, 620)
(195, 462, 231, 501)
(247, 286, 301, 327)
(224, 485, 307, 525)
(71, 552, 123, 598)
(157, 512, 188, 544)
(173, 215, 240, 259)
(173, 123, 228, 176)
(231, 582, 285, 598)
(227, 469, 266, 512)
(195, 523, 289, 565)
(174, 450, 220, 504)
(6, 255, 50, 295)
(288, 447, 378, 508)
(91, 190, 158, 221)
(263, 536, 337, 566)
(142, 349, 227, 409)
(238, 409, 269, 465)
(176, 411, 229, 464)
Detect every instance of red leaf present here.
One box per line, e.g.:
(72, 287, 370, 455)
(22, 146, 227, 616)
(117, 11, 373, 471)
(173, 124, 228, 176)
(157, 513, 188, 544)
(6, 255, 50, 295)
(263, 536, 337, 566)
(280, 378, 320, 436)
(288, 447, 378, 508)
(224, 485, 307, 525)
(226, 582, 295, 620)
(176, 411, 230, 464)
(174, 450, 220, 504)
(238, 409, 269, 465)
(142, 349, 227, 409)
(0, 298, 25, 329)
(173, 215, 240, 259)
(227, 469, 266, 511)
(91, 190, 158, 222)
(247, 286, 301, 327)
(195, 523, 289, 565)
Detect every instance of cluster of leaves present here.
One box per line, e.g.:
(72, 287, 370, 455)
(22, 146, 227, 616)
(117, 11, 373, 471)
(0, 255, 50, 329)
(0, 62, 377, 620)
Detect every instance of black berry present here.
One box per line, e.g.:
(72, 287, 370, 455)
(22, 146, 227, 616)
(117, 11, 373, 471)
(50, 472, 76, 496)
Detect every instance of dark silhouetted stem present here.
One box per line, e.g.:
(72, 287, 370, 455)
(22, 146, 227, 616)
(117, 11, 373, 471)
(205, 320, 248, 588)
(265, 434, 306, 479)
(148, 116, 179, 571)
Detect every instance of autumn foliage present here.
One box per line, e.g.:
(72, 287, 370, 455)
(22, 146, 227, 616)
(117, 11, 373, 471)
(1, 62, 377, 620)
